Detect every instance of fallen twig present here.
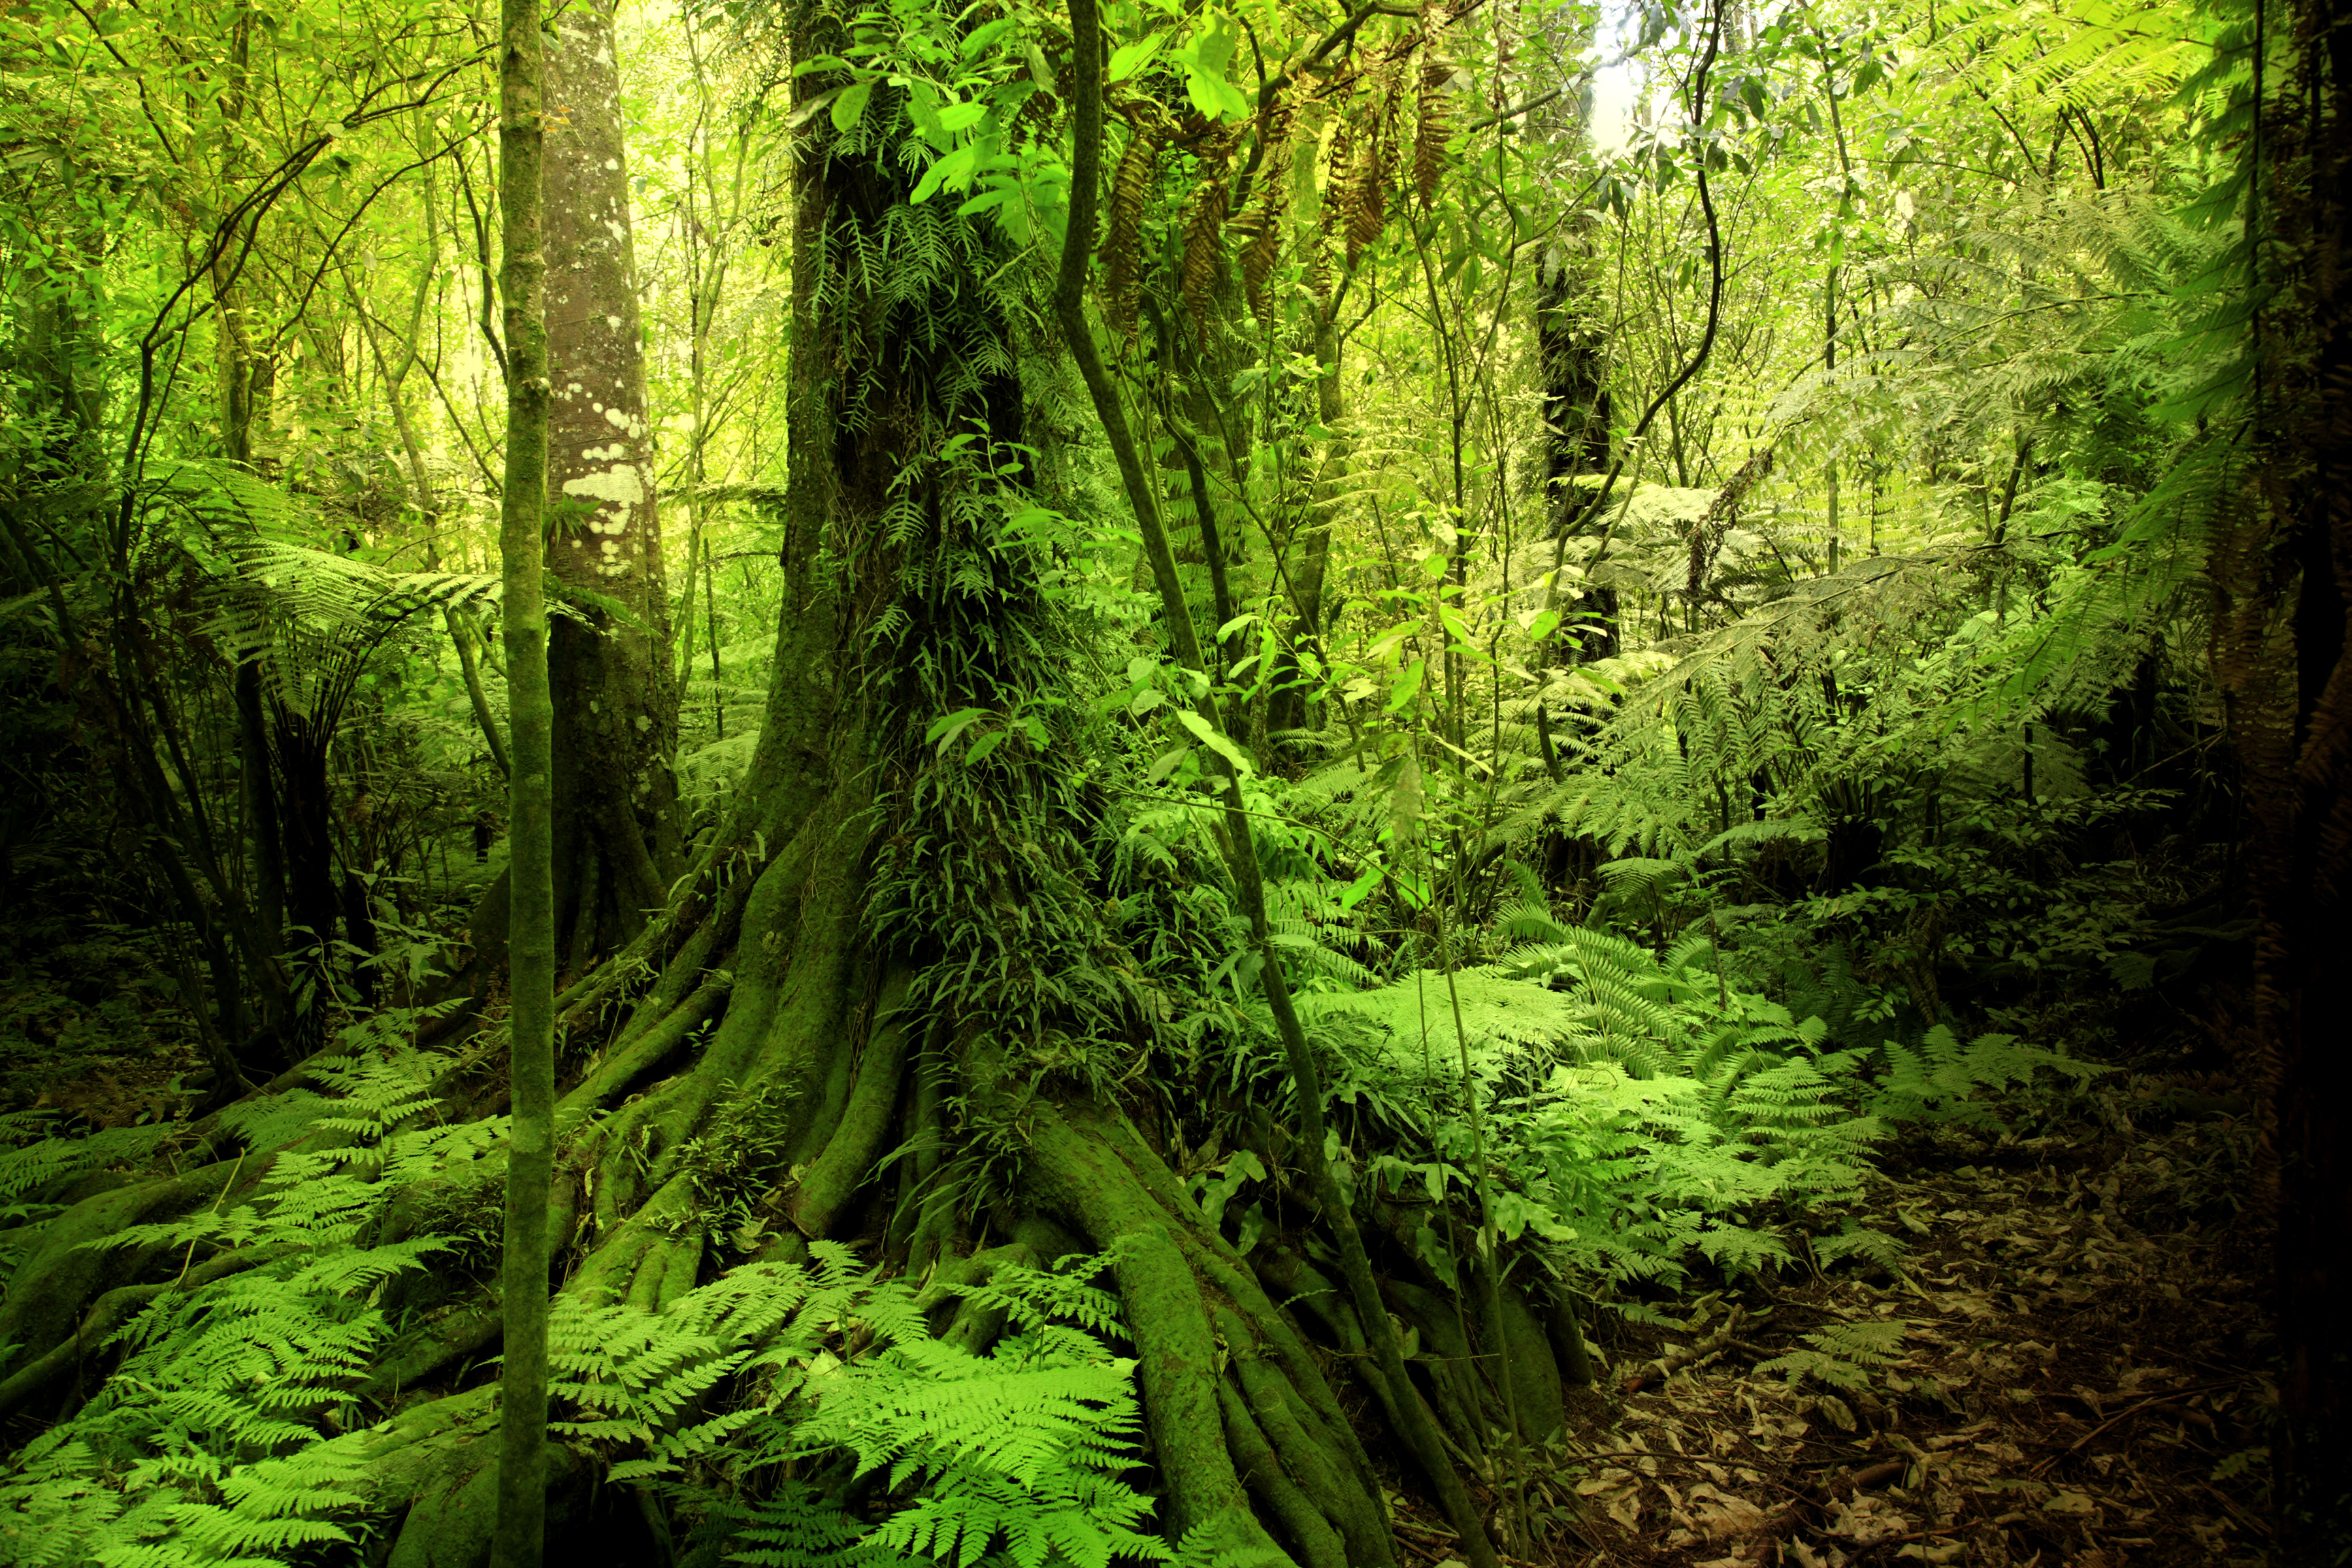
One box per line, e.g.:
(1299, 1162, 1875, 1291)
(2031, 1379, 2244, 1474)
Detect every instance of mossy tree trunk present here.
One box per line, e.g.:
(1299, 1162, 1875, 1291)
(491, 0, 558, 1554)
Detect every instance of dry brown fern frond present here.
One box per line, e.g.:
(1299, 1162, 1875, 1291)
(1413, 9, 1454, 210)
(1687, 445, 1778, 596)
(1102, 117, 1162, 338)
(1180, 137, 1232, 327)
(1240, 102, 1295, 321)
(1345, 108, 1387, 266)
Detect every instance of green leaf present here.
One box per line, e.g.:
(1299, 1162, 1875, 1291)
(1146, 744, 1193, 783)
(830, 80, 874, 133)
(1175, 709, 1254, 776)
(1414, 1224, 1460, 1290)
(958, 16, 1016, 58)
(1339, 865, 1384, 911)
(909, 143, 978, 204)
(1184, 65, 1250, 120)
(925, 706, 987, 752)
(1108, 31, 1167, 81)
(956, 187, 1019, 216)
(905, 81, 946, 142)
(1387, 658, 1425, 713)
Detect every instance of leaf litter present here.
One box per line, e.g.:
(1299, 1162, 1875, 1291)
(1395, 1074, 2268, 1568)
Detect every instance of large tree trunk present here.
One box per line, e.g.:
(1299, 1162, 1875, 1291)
(2230, 0, 2351, 1554)
(540, 0, 681, 963)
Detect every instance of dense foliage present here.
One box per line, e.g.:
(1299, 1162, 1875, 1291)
(1, 0, 2343, 1558)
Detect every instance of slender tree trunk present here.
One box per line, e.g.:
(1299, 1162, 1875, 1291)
(1536, 252, 1616, 651)
(490, 0, 556, 1552)
(1051, 5, 1496, 1558)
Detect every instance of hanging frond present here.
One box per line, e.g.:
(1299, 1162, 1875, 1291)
(1102, 115, 1162, 338)
(1179, 137, 1231, 328)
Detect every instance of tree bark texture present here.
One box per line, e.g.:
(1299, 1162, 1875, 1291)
(1536, 249, 1617, 664)
(541, 0, 681, 962)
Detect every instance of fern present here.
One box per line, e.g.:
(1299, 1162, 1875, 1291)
(0, 1051, 470, 1567)
(0, 1122, 175, 1205)
(535, 1245, 1168, 1568)
(1869, 1024, 2104, 1124)
(1299, 914, 2100, 1296)
(1754, 1318, 1909, 1393)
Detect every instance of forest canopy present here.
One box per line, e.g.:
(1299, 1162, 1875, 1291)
(0, 0, 2345, 1561)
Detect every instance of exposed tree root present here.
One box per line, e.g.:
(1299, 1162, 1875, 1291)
(0, 1153, 272, 1377)
(1, 744, 1577, 1568)
(1021, 1098, 1400, 1568)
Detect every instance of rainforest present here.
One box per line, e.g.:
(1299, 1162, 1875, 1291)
(0, 0, 2344, 1562)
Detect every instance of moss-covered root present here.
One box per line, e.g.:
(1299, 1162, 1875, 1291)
(0, 1247, 269, 1420)
(1064, 1109, 1390, 1550)
(1021, 1102, 1293, 1565)
(1216, 1377, 1349, 1568)
(363, 1293, 507, 1406)
(1095, 1120, 1391, 1522)
(1023, 1102, 1407, 1568)
(1213, 1307, 1392, 1568)
(1251, 1243, 1480, 1469)
(1368, 1200, 1567, 1444)
(1541, 1282, 1597, 1389)
(379, 1416, 583, 1567)
(789, 965, 917, 1238)
(580, 785, 868, 1231)
(0, 1154, 269, 1377)
(909, 1241, 1039, 1353)
(557, 972, 730, 1137)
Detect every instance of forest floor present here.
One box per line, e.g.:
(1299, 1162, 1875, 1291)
(4, 923, 2275, 1568)
(1392, 1056, 2274, 1568)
